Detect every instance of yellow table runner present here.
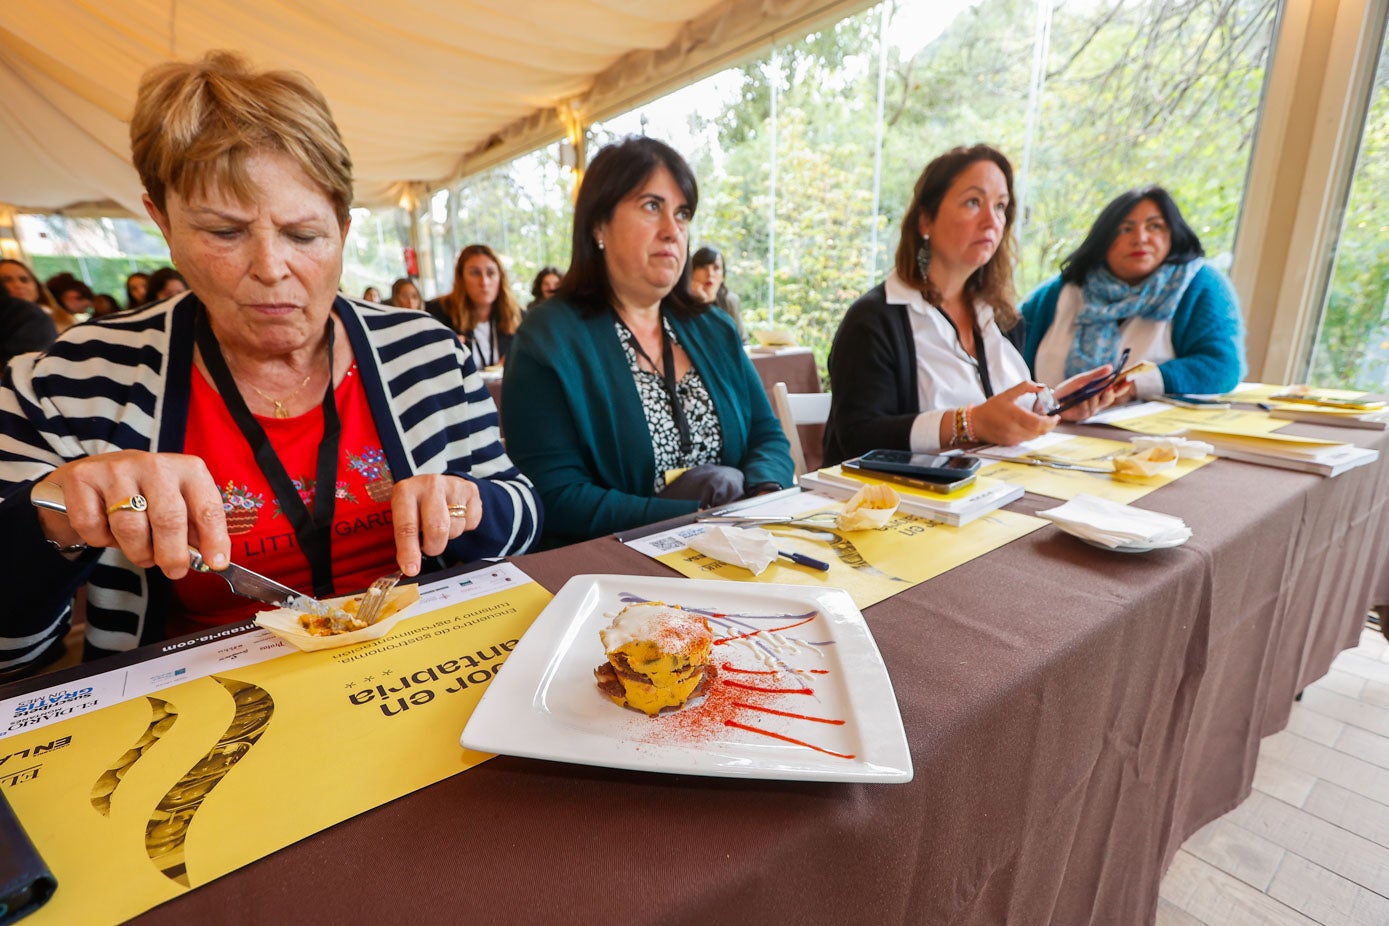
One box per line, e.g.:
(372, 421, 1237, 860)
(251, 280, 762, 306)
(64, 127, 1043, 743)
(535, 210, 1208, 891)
(0, 564, 551, 926)
(623, 492, 1045, 609)
(1095, 402, 1289, 436)
(978, 434, 1212, 502)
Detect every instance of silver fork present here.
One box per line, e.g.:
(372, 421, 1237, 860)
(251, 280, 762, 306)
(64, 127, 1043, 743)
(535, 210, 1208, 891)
(354, 571, 403, 626)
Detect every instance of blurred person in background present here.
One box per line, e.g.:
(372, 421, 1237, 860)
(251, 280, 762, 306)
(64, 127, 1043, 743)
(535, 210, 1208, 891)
(1, 290, 58, 374)
(126, 271, 150, 309)
(689, 246, 745, 341)
(388, 277, 422, 310)
(43, 273, 93, 330)
(1, 260, 64, 323)
(362, 285, 381, 302)
(528, 265, 561, 309)
(427, 244, 522, 369)
(91, 294, 123, 317)
(146, 266, 187, 301)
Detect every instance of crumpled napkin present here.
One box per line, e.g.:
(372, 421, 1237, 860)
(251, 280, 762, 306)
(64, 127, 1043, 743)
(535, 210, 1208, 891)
(1112, 445, 1179, 477)
(687, 526, 779, 574)
(838, 484, 900, 531)
(1038, 494, 1191, 551)
(1130, 435, 1214, 459)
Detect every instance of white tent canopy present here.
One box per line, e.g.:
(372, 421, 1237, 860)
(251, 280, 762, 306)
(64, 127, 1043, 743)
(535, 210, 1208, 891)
(0, 0, 867, 216)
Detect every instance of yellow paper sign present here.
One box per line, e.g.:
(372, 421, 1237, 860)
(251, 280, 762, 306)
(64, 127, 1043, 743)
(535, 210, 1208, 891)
(1227, 382, 1370, 403)
(979, 435, 1212, 502)
(2, 577, 552, 926)
(1103, 405, 1288, 435)
(632, 509, 1045, 609)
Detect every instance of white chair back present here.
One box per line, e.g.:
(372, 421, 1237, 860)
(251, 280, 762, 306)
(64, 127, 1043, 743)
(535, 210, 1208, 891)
(772, 381, 832, 478)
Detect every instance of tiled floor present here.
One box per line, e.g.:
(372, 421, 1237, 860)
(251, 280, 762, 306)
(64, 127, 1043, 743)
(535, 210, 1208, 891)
(1158, 626, 1389, 926)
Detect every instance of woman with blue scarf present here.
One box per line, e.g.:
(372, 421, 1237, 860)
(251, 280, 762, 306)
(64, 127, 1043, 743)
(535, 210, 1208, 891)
(1021, 186, 1245, 400)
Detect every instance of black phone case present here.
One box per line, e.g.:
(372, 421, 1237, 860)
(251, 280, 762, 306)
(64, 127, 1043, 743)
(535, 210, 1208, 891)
(0, 788, 56, 923)
(852, 453, 979, 478)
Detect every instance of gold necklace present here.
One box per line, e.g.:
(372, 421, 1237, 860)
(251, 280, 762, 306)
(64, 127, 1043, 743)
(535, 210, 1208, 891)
(244, 371, 316, 419)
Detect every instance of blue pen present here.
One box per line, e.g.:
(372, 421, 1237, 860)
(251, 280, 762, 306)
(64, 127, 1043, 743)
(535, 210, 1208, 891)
(779, 550, 830, 571)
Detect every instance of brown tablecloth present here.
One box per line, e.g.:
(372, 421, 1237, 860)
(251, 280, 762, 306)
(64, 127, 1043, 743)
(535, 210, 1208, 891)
(98, 423, 1389, 924)
(747, 347, 820, 394)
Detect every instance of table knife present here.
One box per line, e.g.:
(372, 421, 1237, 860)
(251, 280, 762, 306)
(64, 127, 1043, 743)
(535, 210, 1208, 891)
(972, 453, 1113, 474)
(31, 480, 329, 612)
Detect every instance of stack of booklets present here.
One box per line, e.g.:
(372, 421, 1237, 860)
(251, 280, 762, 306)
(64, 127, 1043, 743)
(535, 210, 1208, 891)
(799, 465, 1024, 526)
(1180, 427, 1379, 476)
(1267, 406, 1389, 430)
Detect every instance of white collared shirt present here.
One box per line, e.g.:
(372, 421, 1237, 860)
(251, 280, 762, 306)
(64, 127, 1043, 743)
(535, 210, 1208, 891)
(883, 273, 1034, 452)
(471, 320, 494, 369)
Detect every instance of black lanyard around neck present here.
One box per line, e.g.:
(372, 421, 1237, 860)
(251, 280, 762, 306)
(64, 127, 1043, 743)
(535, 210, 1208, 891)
(616, 309, 693, 456)
(195, 309, 342, 597)
(470, 319, 498, 367)
(933, 305, 994, 398)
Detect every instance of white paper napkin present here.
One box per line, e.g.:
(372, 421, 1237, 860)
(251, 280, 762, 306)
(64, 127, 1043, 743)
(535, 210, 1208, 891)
(1037, 494, 1191, 550)
(686, 526, 780, 574)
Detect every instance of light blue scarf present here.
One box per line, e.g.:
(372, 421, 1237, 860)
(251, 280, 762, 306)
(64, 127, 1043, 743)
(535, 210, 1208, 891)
(1065, 257, 1204, 379)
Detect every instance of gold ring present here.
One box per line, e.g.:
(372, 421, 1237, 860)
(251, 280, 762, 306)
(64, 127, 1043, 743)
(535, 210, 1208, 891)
(447, 503, 469, 519)
(106, 494, 149, 515)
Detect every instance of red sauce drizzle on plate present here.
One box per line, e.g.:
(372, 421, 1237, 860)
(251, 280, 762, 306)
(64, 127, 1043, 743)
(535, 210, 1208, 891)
(724, 720, 856, 759)
(722, 679, 813, 695)
(625, 604, 855, 760)
(721, 663, 829, 676)
(731, 701, 846, 725)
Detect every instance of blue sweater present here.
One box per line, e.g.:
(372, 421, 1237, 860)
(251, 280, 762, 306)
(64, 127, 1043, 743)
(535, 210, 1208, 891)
(1020, 264, 1245, 394)
(501, 297, 793, 546)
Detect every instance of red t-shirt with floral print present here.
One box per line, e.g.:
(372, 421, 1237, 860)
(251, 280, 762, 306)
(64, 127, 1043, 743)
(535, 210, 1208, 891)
(169, 361, 398, 632)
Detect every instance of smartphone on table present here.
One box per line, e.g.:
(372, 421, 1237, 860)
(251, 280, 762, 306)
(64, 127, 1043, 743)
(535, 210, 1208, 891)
(844, 450, 980, 493)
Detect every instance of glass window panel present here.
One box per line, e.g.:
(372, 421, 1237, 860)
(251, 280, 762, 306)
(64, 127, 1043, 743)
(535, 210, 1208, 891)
(1022, 0, 1277, 293)
(16, 214, 170, 306)
(1307, 25, 1389, 390)
(451, 0, 1279, 378)
(341, 207, 410, 299)
(449, 145, 576, 309)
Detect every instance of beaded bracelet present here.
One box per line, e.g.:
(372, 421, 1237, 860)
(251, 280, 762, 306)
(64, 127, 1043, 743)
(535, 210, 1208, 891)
(963, 405, 976, 443)
(951, 406, 967, 446)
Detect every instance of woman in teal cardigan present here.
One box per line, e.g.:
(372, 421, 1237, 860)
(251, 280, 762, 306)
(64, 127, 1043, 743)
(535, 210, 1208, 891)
(501, 137, 792, 546)
(1021, 186, 1245, 399)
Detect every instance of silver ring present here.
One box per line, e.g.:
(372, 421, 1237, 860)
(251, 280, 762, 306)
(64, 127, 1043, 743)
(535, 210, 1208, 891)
(106, 494, 149, 515)
(447, 503, 469, 519)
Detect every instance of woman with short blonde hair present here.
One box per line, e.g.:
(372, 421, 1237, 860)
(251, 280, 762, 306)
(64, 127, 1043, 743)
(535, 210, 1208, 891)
(0, 51, 539, 676)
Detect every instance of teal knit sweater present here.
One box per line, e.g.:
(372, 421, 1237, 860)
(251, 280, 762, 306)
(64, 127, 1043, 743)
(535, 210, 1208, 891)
(501, 297, 793, 545)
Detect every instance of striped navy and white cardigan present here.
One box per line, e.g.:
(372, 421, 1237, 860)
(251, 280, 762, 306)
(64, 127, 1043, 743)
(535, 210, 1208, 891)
(0, 294, 542, 676)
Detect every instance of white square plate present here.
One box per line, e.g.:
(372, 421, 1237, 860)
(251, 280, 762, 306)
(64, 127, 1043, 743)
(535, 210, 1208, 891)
(461, 574, 912, 782)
